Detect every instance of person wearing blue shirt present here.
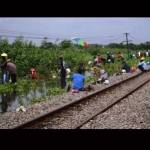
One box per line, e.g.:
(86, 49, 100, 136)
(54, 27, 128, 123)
(72, 69, 85, 91)
(138, 58, 149, 71)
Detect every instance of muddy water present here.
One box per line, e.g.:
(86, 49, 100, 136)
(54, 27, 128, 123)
(0, 80, 59, 113)
(0, 72, 92, 113)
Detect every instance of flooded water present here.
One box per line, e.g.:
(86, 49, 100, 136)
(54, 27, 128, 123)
(0, 80, 59, 113)
(0, 72, 92, 113)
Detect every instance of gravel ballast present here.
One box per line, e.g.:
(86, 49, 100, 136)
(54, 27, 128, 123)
(29, 71, 150, 129)
(0, 70, 142, 129)
(81, 76, 150, 129)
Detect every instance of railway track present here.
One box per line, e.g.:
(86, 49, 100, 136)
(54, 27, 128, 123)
(13, 71, 150, 129)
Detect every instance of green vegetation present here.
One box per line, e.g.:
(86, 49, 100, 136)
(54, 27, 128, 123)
(85, 76, 96, 84)
(1, 37, 150, 78)
(0, 84, 15, 93)
(30, 87, 66, 105)
(47, 87, 65, 96)
(1, 37, 150, 105)
(30, 97, 46, 105)
(0, 79, 37, 94)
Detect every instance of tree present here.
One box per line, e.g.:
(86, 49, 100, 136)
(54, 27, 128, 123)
(28, 41, 36, 48)
(60, 40, 72, 49)
(144, 41, 150, 50)
(40, 37, 55, 49)
(12, 36, 25, 48)
(40, 37, 48, 49)
(107, 43, 120, 48)
(0, 38, 9, 52)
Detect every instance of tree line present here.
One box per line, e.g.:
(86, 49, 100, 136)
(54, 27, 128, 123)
(0, 36, 149, 78)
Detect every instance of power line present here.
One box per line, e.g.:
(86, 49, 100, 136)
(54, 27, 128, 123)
(75, 34, 123, 41)
(0, 29, 143, 46)
(123, 33, 133, 60)
(0, 34, 62, 41)
(0, 29, 51, 37)
(128, 34, 143, 43)
(0, 29, 67, 41)
(0, 29, 124, 41)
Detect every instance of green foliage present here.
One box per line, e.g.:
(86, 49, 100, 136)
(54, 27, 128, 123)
(60, 40, 73, 49)
(63, 48, 92, 71)
(40, 37, 55, 49)
(0, 38, 9, 52)
(103, 62, 121, 75)
(106, 42, 150, 50)
(85, 76, 96, 84)
(86, 48, 100, 56)
(12, 36, 25, 48)
(1, 37, 150, 79)
(1, 37, 150, 106)
(0, 84, 14, 93)
(30, 97, 46, 104)
(0, 78, 50, 95)
(47, 87, 65, 96)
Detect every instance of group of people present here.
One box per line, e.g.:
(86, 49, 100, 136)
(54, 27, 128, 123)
(58, 55, 110, 93)
(59, 52, 150, 93)
(136, 51, 150, 59)
(93, 52, 115, 65)
(120, 56, 150, 73)
(93, 51, 125, 64)
(1, 51, 150, 91)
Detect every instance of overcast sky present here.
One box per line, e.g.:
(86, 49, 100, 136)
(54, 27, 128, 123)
(0, 17, 150, 45)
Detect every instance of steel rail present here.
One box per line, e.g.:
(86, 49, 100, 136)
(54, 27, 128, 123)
(75, 76, 150, 129)
(13, 71, 146, 129)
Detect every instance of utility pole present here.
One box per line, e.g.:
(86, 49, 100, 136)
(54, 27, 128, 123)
(122, 33, 132, 60)
(125, 33, 129, 59)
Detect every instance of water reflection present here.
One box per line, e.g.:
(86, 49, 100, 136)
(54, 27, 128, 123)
(0, 80, 59, 113)
(0, 91, 17, 113)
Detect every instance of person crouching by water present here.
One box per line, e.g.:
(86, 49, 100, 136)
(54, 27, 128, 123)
(122, 61, 131, 73)
(138, 57, 149, 72)
(97, 67, 109, 84)
(71, 68, 85, 93)
(0, 53, 17, 84)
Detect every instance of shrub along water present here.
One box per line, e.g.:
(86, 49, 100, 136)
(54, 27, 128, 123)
(1, 37, 150, 105)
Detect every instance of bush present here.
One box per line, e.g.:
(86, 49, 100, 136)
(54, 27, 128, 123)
(47, 87, 65, 96)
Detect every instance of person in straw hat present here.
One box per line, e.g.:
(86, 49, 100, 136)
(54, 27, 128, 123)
(0, 53, 17, 84)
